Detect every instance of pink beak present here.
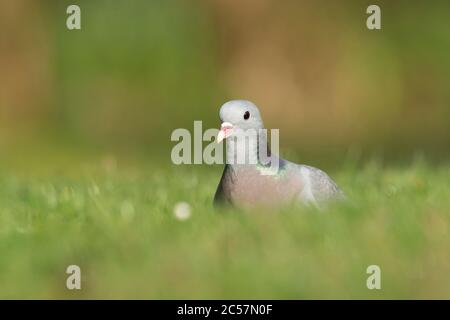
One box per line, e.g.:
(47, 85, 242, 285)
(217, 122, 233, 143)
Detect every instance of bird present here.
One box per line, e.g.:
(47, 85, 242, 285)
(214, 100, 344, 208)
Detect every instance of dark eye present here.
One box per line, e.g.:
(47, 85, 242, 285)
(243, 111, 250, 120)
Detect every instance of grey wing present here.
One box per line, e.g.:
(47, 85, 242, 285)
(305, 165, 345, 201)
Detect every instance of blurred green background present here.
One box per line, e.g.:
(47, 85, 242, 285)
(1, 0, 450, 299)
(1, 0, 449, 166)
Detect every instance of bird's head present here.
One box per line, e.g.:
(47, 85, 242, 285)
(217, 100, 264, 143)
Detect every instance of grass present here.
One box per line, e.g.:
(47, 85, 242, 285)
(0, 155, 449, 299)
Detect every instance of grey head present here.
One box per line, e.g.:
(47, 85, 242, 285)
(217, 100, 265, 143)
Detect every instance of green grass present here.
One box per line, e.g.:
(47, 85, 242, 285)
(0, 158, 449, 299)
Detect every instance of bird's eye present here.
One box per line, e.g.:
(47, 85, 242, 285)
(243, 111, 250, 120)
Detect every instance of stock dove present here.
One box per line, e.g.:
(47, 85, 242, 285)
(214, 100, 344, 207)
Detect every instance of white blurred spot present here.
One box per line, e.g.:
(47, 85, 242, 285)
(173, 202, 191, 221)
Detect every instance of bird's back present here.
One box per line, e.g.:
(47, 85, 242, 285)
(294, 164, 344, 202)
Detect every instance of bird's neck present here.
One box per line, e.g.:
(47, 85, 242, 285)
(225, 130, 271, 169)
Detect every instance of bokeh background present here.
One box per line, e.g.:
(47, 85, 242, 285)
(1, 0, 450, 168)
(1, 0, 450, 300)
